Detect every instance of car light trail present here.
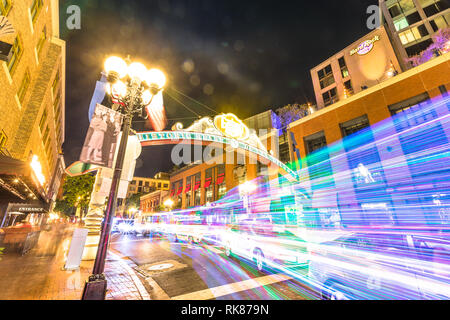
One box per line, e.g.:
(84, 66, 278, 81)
(134, 95, 450, 299)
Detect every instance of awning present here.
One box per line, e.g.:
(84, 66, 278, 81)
(0, 155, 47, 202)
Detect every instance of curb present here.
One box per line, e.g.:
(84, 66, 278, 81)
(108, 250, 151, 300)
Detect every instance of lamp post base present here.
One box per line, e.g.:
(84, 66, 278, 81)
(81, 274, 107, 300)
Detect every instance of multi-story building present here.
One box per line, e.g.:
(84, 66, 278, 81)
(116, 173, 170, 216)
(0, 0, 65, 226)
(311, 26, 403, 109)
(166, 111, 285, 210)
(380, 0, 449, 68)
(288, 52, 449, 227)
(140, 190, 169, 214)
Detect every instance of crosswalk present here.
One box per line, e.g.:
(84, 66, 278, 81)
(171, 273, 294, 300)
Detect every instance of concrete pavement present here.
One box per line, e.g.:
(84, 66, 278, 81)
(0, 223, 150, 300)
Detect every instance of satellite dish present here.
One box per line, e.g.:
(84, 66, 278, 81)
(0, 16, 15, 37)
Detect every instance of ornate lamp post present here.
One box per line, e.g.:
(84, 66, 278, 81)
(81, 56, 166, 300)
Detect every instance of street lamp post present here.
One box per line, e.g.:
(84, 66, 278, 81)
(81, 56, 166, 300)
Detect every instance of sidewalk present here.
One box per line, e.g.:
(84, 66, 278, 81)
(0, 224, 149, 300)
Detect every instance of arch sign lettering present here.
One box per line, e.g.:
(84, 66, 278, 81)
(137, 113, 300, 182)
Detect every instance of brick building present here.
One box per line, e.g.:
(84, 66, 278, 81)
(116, 173, 170, 216)
(165, 111, 286, 210)
(0, 0, 65, 226)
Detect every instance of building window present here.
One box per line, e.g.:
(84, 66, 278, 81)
(338, 57, 349, 78)
(422, 0, 449, 17)
(52, 70, 60, 98)
(30, 0, 44, 24)
(278, 131, 290, 163)
(36, 27, 47, 57)
(138, 180, 143, 186)
(304, 131, 327, 155)
(430, 14, 449, 31)
(340, 115, 370, 138)
(399, 24, 429, 45)
(0, 0, 12, 16)
(388, 0, 416, 18)
(39, 109, 47, 132)
(216, 165, 226, 200)
(322, 87, 338, 106)
(0, 130, 7, 153)
(185, 175, 193, 207)
(42, 125, 50, 145)
(194, 173, 201, 206)
(405, 38, 433, 56)
(388, 92, 434, 131)
(7, 35, 23, 76)
(394, 16, 410, 31)
(233, 164, 246, 185)
(205, 168, 214, 203)
(439, 85, 448, 97)
(17, 69, 31, 103)
(318, 64, 335, 89)
(343, 80, 354, 97)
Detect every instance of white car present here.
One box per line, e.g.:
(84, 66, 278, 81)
(222, 219, 309, 272)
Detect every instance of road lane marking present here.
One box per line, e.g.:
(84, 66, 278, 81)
(171, 273, 293, 300)
(145, 277, 170, 300)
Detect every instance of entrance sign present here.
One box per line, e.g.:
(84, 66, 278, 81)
(136, 130, 300, 181)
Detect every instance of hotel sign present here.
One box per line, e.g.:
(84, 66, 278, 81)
(350, 35, 380, 56)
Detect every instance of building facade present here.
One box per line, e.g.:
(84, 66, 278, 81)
(288, 53, 450, 227)
(166, 111, 285, 210)
(311, 26, 403, 109)
(380, 0, 449, 68)
(0, 0, 65, 226)
(116, 174, 170, 216)
(140, 190, 169, 214)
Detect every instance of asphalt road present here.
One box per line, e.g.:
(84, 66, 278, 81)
(109, 232, 319, 300)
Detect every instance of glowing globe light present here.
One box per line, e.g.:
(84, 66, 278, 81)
(110, 80, 127, 99)
(141, 90, 153, 105)
(128, 62, 148, 82)
(146, 68, 166, 89)
(30, 155, 45, 186)
(164, 198, 174, 208)
(104, 56, 128, 79)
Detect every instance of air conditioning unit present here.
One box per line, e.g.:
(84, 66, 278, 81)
(0, 41, 12, 62)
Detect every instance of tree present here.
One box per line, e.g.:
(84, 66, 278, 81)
(53, 174, 96, 217)
(273, 103, 310, 133)
(54, 199, 75, 217)
(125, 192, 145, 214)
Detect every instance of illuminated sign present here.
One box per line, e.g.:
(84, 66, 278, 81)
(30, 155, 46, 186)
(136, 131, 300, 181)
(213, 113, 250, 140)
(350, 35, 380, 56)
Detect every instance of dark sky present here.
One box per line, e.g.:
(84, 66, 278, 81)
(60, 0, 376, 177)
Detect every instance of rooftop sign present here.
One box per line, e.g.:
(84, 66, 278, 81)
(350, 35, 380, 56)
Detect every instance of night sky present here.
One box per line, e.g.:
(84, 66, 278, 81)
(60, 0, 376, 177)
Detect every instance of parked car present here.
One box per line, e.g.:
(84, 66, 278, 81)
(222, 218, 309, 272)
(308, 232, 450, 299)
